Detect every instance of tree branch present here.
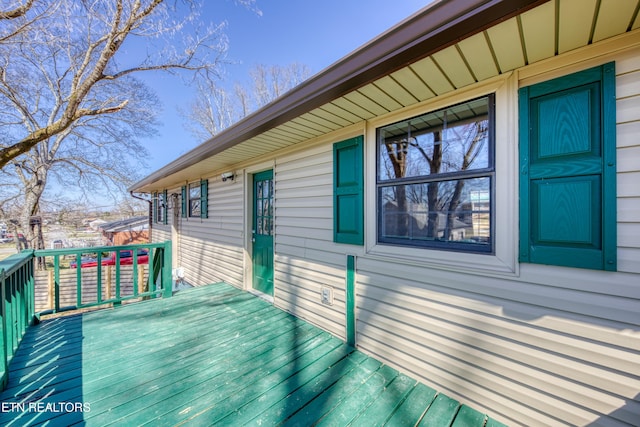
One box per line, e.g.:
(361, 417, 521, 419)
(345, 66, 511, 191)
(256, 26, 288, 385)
(0, 0, 34, 19)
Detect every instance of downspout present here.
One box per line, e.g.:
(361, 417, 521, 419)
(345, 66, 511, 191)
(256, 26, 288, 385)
(130, 192, 152, 243)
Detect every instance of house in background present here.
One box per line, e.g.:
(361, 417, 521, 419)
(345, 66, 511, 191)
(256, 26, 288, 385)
(99, 216, 149, 246)
(129, 0, 640, 425)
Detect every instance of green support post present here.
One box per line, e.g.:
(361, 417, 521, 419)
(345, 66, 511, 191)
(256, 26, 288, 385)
(162, 241, 172, 298)
(346, 255, 356, 347)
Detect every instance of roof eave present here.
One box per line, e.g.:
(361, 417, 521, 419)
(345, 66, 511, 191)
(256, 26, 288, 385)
(129, 0, 548, 193)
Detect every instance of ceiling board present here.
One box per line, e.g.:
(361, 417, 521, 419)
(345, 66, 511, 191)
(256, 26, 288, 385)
(486, 17, 525, 72)
(259, 128, 300, 144)
(290, 115, 336, 134)
(308, 107, 355, 128)
(331, 97, 376, 120)
(373, 76, 418, 107)
(271, 124, 318, 141)
(558, 0, 597, 53)
(358, 83, 404, 111)
(456, 33, 499, 82)
(520, 1, 556, 63)
(321, 102, 366, 123)
(593, 0, 639, 42)
(298, 112, 344, 131)
(410, 56, 454, 95)
(250, 134, 289, 146)
(388, 67, 435, 101)
(342, 91, 389, 116)
(432, 45, 475, 88)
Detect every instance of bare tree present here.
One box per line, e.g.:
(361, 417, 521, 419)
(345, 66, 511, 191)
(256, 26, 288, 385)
(382, 120, 488, 241)
(0, 0, 236, 249)
(0, 0, 229, 169)
(185, 62, 312, 139)
(0, 0, 34, 20)
(250, 63, 311, 107)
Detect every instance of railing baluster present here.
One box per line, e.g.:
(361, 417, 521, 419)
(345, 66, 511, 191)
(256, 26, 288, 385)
(133, 250, 139, 297)
(54, 254, 60, 313)
(163, 242, 172, 298)
(96, 252, 102, 304)
(115, 251, 121, 305)
(31, 241, 171, 311)
(76, 253, 82, 307)
(148, 249, 155, 296)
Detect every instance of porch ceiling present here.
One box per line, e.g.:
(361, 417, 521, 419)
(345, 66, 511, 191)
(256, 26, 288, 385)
(130, 0, 640, 193)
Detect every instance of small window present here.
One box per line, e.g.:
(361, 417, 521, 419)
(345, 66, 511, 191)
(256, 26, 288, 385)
(377, 95, 494, 253)
(188, 182, 201, 217)
(185, 179, 208, 219)
(155, 191, 167, 224)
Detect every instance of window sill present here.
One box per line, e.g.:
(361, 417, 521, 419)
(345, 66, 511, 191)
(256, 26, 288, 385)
(366, 242, 518, 278)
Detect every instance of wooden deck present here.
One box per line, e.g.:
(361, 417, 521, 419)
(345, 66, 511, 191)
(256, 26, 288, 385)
(0, 283, 507, 426)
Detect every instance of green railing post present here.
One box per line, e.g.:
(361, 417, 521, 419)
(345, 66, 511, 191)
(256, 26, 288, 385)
(162, 241, 172, 298)
(33, 241, 171, 313)
(53, 254, 60, 313)
(0, 251, 36, 392)
(0, 269, 7, 390)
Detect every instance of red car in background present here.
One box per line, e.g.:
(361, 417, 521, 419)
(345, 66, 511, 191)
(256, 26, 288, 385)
(71, 249, 149, 268)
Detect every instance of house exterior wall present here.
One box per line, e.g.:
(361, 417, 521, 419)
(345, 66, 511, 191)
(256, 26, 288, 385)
(109, 229, 149, 246)
(157, 41, 639, 426)
(150, 181, 245, 288)
(274, 139, 363, 339)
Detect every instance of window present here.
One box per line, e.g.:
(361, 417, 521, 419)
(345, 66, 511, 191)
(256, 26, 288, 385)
(154, 190, 167, 225)
(519, 63, 616, 271)
(188, 182, 201, 217)
(334, 136, 364, 245)
(377, 95, 494, 253)
(183, 179, 209, 219)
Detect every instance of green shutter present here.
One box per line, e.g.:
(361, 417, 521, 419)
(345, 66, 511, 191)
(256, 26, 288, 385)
(181, 185, 187, 218)
(519, 62, 616, 271)
(200, 179, 208, 219)
(334, 136, 364, 245)
(152, 192, 158, 224)
(163, 189, 168, 225)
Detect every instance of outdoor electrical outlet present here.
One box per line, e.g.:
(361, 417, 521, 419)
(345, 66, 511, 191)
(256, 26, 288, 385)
(321, 286, 333, 305)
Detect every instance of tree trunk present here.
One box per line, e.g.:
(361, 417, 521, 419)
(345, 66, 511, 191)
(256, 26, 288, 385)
(19, 169, 47, 250)
(426, 131, 442, 238)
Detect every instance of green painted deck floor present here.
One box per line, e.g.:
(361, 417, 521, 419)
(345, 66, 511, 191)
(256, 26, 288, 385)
(0, 284, 507, 426)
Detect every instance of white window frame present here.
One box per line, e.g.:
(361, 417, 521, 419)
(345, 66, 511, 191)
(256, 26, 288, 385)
(365, 74, 518, 275)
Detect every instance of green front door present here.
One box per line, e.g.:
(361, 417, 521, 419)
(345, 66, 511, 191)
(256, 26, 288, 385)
(252, 170, 274, 296)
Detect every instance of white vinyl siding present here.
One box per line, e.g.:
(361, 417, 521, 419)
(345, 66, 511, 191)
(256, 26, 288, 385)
(351, 50, 640, 427)
(271, 47, 640, 426)
(173, 176, 245, 288)
(616, 51, 640, 273)
(274, 143, 352, 339)
(158, 41, 640, 427)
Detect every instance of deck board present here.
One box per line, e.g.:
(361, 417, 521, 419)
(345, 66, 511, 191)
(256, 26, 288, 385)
(0, 283, 507, 426)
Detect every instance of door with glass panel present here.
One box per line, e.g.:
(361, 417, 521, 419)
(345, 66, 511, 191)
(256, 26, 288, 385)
(252, 170, 274, 296)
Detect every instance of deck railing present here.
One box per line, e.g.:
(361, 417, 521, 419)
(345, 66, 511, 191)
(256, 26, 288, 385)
(0, 251, 36, 389)
(0, 241, 172, 390)
(34, 241, 173, 315)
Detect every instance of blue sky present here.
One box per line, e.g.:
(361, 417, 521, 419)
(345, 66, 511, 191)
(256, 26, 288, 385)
(140, 0, 429, 173)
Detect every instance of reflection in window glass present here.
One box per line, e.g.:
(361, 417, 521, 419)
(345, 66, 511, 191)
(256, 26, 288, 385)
(189, 182, 201, 217)
(377, 95, 494, 252)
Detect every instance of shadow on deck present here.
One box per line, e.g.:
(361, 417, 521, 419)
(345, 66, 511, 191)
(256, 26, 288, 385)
(0, 283, 507, 426)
